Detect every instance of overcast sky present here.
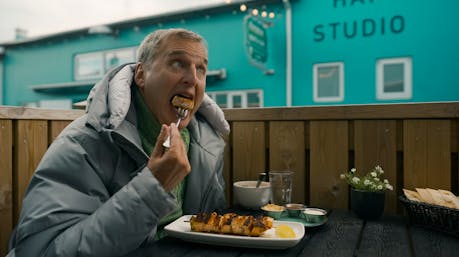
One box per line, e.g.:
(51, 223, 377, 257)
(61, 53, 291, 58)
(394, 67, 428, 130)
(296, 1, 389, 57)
(0, 0, 229, 43)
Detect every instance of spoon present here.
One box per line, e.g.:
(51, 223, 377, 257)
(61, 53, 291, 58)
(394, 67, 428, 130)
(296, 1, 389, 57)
(256, 172, 267, 188)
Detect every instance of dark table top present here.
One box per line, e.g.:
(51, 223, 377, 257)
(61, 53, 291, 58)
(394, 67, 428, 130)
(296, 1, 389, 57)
(127, 209, 459, 257)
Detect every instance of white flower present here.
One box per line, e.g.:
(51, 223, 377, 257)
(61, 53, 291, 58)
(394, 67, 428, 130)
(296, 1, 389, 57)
(386, 184, 393, 190)
(375, 165, 383, 174)
(352, 177, 360, 183)
(371, 172, 377, 177)
(374, 177, 380, 182)
(384, 179, 389, 184)
(377, 185, 383, 190)
(351, 168, 356, 173)
(340, 174, 346, 179)
(364, 179, 370, 185)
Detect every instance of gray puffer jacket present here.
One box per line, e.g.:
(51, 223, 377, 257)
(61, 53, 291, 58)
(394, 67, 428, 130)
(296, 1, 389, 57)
(8, 64, 230, 257)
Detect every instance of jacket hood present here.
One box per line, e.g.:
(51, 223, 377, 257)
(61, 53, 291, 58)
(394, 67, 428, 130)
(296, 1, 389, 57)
(85, 63, 230, 136)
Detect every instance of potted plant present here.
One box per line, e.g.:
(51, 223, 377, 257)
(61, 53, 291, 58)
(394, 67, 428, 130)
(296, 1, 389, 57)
(340, 165, 393, 220)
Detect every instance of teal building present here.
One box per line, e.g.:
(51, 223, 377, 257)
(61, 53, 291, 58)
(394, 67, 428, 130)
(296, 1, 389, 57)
(1, 0, 458, 109)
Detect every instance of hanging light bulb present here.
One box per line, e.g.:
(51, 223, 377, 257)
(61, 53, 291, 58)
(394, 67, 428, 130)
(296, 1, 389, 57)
(240, 4, 247, 12)
(269, 12, 276, 19)
(251, 9, 259, 16)
(261, 11, 268, 18)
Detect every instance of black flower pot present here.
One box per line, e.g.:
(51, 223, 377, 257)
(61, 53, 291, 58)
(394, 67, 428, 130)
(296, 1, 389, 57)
(350, 188, 385, 220)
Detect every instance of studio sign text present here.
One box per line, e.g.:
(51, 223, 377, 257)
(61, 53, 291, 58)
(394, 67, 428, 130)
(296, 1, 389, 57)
(313, 15, 404, 42)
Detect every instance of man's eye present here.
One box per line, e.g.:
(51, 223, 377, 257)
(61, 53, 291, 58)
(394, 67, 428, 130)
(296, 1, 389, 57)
(197, 66, 206, 75)
(172, 61, 184, 69)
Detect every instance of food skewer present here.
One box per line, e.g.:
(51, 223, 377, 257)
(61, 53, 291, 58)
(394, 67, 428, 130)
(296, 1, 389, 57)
(189, 212, 273, 237)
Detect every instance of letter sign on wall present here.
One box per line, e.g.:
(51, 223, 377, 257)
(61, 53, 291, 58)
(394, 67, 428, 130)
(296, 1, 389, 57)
(244, 15, 268, 65)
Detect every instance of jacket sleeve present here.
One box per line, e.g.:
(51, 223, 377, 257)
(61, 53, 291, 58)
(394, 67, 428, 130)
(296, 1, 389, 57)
(13, 135, 177, 257)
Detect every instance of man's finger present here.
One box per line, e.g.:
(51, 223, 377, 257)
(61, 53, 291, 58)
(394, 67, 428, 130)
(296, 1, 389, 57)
(152, 124, 169, 157)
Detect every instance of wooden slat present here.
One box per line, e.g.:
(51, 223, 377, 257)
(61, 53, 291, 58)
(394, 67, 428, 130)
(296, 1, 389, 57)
(0, 106, 83, 120)
(223, 131, 232, 206)
(358, 215, 412, 257)
(354, 120, 397, 213)
(268, 121, 306, 203)
(223, 102, 459, 121)
(49, 120, 71, 144)
(14, 120, 48, 225)
(0, 120, 13, 257)
(300, 210, 363, 257)
(310, 121, 348, 209)
(410, 226, 459, 257)
(231, 122, 266, 205)
(403, 120, 451, 190)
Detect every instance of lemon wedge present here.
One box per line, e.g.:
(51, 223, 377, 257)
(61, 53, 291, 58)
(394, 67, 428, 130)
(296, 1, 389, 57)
(275, 225, 296, 238)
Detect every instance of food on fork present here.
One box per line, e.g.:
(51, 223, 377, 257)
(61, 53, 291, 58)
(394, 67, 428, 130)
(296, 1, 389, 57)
(172, 95, 194, 111)
(189, 212, 273, 237)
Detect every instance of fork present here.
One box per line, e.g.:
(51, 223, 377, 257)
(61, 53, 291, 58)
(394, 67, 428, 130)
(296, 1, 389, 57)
(162, 108, 189, 148)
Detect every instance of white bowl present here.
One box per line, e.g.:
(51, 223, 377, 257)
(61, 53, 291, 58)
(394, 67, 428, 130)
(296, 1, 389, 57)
(233, 181, 271, 209)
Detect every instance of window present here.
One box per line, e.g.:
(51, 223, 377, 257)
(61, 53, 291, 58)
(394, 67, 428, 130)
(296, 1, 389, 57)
(39, 99, 73, 109)
(105, 48, 136, 72)
(313, 62, 344, 102)
(75, 47, 136, 80)
(376, 57, 412, 100)
(75, 52, 104, 80)
(207, 90, 263, 108)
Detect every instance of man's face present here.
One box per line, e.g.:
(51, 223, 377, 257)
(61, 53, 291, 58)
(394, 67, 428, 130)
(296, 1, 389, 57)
(135, 36, 208, 129)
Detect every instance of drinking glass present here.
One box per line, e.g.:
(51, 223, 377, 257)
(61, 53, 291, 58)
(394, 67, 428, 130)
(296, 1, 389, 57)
(268, 171, 294, 206)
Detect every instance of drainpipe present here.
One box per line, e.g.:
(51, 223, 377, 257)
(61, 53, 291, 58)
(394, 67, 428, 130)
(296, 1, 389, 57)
(0, 46, 4, 105)
(283, 0, 292, 106)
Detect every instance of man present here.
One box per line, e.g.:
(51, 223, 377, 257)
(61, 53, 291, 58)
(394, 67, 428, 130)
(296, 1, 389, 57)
(8, 28, 229, 257)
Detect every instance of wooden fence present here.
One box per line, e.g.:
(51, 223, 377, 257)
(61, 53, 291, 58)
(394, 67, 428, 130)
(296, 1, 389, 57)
(1, 102, 459, 255)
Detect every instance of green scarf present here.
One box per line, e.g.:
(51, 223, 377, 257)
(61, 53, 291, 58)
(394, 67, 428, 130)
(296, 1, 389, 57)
(133, 86, 190, 240)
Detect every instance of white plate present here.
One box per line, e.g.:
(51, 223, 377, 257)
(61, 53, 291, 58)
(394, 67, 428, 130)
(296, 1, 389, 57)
(164, 215, 305, 249)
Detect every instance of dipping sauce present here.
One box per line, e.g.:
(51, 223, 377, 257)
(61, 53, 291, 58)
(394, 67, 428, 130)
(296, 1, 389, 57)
(304, 209, 325, 215)
(262, 203, 285, 211)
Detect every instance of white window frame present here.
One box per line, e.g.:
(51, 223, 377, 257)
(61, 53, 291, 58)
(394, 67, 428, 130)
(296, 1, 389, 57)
(74, 52, 104, 81)
(207, 90, 263, 108)
(74, 47, 137, 81)
(313, 62, 344, 102)
(376, 57, 412, 100)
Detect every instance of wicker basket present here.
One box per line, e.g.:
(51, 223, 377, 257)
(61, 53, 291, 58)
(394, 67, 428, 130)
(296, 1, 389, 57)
(399, 195, 459, 237)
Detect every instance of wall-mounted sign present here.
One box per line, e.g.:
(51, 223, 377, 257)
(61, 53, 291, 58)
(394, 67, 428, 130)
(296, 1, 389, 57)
(244, 15, 268, 65)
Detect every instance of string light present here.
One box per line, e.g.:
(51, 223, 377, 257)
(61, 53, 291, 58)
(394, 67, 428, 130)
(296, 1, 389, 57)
(240, 4, 276, 19)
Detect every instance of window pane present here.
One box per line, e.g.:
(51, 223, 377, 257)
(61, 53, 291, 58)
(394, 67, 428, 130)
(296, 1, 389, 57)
(105, 48, 135, 72)
(216, 94, 227, 108)
(232, 95, 242, 108)
(383, 63, 404, 93)
(247, 92, 260, 107)
(376, 57, 411, 100)
(318, 66, 340, 97)
(75, 53, 104, 80)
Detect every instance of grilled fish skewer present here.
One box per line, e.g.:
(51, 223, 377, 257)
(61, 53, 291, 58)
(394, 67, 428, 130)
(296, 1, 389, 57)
(189, 212, 273, 237)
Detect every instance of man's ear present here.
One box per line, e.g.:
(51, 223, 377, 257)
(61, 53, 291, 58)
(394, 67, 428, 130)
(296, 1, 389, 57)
(134, 63, 145, 90)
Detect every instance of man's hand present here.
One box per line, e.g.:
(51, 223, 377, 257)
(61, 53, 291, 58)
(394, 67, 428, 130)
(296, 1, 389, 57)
(148, 124, 191, 192)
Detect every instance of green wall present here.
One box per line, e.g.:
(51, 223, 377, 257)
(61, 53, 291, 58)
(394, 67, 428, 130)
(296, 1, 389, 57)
(2, 2, 287, 107)
(2, 0, 459, 107)
(292, 0, 459, 105)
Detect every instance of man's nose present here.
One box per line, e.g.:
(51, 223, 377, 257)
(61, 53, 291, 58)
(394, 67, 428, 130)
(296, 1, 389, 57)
(183, 66, 198, 86)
